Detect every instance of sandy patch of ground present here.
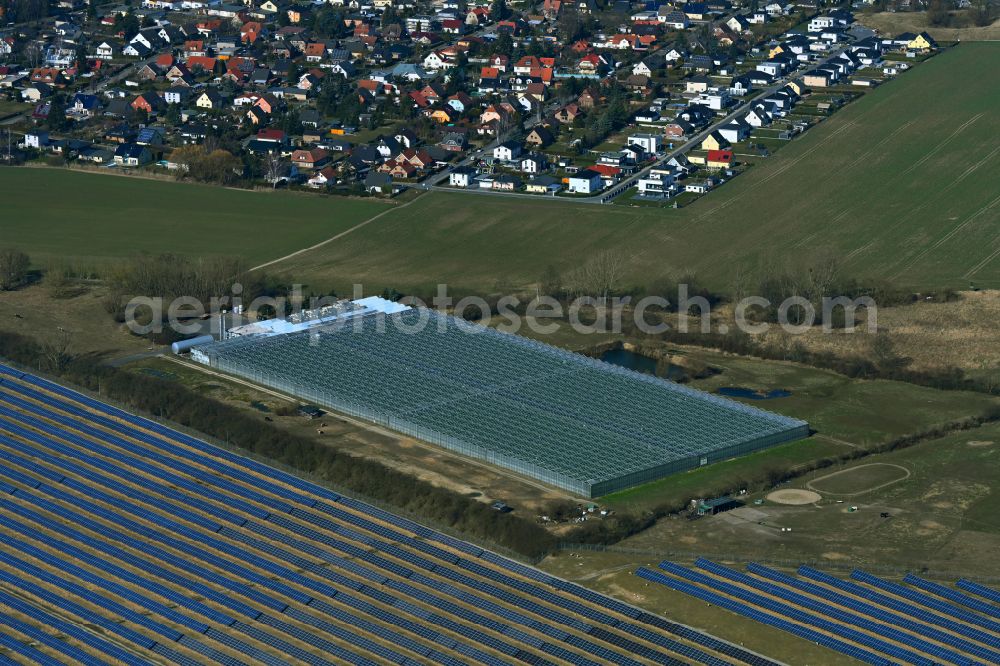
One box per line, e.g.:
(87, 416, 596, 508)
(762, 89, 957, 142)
(968, 440, 994, 447)
(766, 489, 822, 505)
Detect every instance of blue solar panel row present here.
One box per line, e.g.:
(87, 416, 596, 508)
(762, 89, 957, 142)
(287, 604, 444, 664)
(0, 412, 252, 528)
(694, 559, 975, 666)
(0, 377, 315, 509)
(173, 635, 246, 666)
(1, 368, 343, 506)
(0, 397, 296, 516)
(797, 566, 1000, 650)
(266, 504, 674, 664)
(957, 579, 1000, 605)
(203, 627, 287, 666)
(851, 570, 1000, 634)
(0, 628, 70, 666)
(0, 501, 263, 622)
(268, 482, 739, 665)
(3, 462, 528, 664)
(636, 568, 893, 666)
(0, 488, 291, 614)
(0, 529, 217, 634)
(747, 563, 1000, 663)
(0, 566, 161, 650)
(0, 430, 226, 535)
(904, 574, 1000, 620)
(634, 613, 779, 666)
(254, 613, 390, 665)
(9, 478, 313, 611)
(0, 374, 665, 666)
(0, 367, 772, 666)
(0, 586, 151, 666)
(657, 562, 932, 666)
(0, 612, 97, 665)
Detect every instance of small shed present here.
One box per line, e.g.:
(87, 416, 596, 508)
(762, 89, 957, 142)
(298, 405, 324, 419)
(697, 496, 741, 515)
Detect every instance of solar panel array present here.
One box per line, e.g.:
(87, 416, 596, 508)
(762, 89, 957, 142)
(0, 364, 776, 666)
(193, 309, 808, 496)
(638, 558, 1000, 666)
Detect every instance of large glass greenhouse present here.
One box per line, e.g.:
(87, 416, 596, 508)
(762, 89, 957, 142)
(194, 310, 809, 497)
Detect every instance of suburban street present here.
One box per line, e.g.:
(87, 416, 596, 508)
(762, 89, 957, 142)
(422, 38, 857, 205)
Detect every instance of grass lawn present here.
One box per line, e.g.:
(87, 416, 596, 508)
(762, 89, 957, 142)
(619, 420, 1000, 574)
(278, 43, 1000, 294)
(598, 346, 1000, 512)
(0, 100, 30, 118)
(808, 462, 910, 495)
(0, 168, 390, 269)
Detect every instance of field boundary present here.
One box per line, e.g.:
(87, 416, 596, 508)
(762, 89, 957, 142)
(250, 193, 420, 272)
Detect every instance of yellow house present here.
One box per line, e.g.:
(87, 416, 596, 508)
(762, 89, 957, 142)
(768, 44, 785, 59)
(429, 108, 452, 124)
(700, 132, 729, 152)
(195, 91, 221, 109)
(908, 32, 936, 51)
(785, 79, 805, 96)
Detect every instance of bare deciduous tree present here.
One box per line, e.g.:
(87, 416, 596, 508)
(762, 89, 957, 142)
(0, 249, 30, 291)
(566, 249, 627, 299)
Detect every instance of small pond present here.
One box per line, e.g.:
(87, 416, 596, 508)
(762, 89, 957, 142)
(599, 349, 687, 381)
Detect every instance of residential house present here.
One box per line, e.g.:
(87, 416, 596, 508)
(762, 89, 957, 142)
(195, 89, 224, 109)
(113, 143, 153, 166)
(717, 119, 750, 143)
(132, 92, 165, 115)
(438, 132, 466, 152)
(95, 41, 116, 60)
(706, 149, 733, 169)
(519, 153, 547, 174)
(701, 131, 730, 152)
(525, 127, 554, 148)
(308, 166, 338, 188)
(23, 131, 49, 149)
(291, 148, 330, 170)
(446, 91, 474, 113)
(566, 169, 602, 194)
(70, 93, 100, 117)
(491, 174, 521, 191)
(627, 133, 661, 155)
(493, 141, 522, 162)
(658, 9, 690, 29)
(526, 174, 562, 194)
(449, 166, 476, 187)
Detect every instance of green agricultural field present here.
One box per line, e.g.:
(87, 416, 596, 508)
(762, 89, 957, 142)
(0, 169, 390, 268)
(280, 43, 1000, 294)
